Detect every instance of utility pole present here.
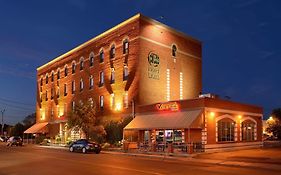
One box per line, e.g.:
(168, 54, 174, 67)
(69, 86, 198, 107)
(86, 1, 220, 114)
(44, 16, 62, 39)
(1, 109, 5, 136)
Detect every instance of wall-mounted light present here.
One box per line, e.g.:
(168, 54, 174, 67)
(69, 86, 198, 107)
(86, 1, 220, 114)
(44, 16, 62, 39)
(210, 112, 215, 117)
(115, 103, 122, 111)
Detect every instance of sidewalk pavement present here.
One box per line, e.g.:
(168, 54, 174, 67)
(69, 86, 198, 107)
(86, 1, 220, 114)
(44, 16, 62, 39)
(37, 144, 281, 171)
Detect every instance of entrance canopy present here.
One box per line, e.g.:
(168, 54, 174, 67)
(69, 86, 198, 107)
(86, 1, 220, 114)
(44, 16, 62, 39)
(124, 109, 203, 130)
(24, 122, 49, 134)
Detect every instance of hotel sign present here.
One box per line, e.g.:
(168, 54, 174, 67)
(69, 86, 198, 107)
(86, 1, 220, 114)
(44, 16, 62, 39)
(156, 102, 179, 111)
(148, 52, 160, 80)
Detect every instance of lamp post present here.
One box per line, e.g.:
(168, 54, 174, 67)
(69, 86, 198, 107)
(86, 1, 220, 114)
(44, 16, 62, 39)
(1, 109, 5, 136)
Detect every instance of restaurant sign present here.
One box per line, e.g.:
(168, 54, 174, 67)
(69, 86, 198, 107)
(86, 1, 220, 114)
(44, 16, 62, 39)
(148, 52, 160, 80)
(156, 102, 179, 111)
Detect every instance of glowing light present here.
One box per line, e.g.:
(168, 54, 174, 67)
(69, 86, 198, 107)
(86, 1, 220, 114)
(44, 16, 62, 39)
(156, 102, 179, 111)
(115, 103, 122, 111)
(268, 116, 274, 121)
(210, 112, 215, 117)
(238, 115, 242, 119)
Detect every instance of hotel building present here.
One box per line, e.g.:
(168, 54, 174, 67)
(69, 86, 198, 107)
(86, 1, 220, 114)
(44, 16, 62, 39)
(25, 13, 263, 151)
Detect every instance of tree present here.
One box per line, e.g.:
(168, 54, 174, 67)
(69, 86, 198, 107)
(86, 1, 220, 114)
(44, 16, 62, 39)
(22, 113, 36, 130)
(10, 123, 25, 136)
(266, 108, 281, 139)
(67, 101, 106, 140)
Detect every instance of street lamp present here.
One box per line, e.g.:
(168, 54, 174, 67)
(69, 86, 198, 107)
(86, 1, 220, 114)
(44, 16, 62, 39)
(1, 109, 5, 136)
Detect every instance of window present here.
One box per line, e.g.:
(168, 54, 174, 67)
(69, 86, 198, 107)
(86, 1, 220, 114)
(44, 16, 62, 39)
(110, 44, 115, 59)
(217, 119, 235, 142)
(51, 72, 54, 82)
(45, 90, 48, 101)
(110, 68, 115, 84)
(123, 91, 128, 108)
(57, 85, 60, 98)
(100, 95, 104, 109)
(80, 79, 84, 91)
(51, 87, 54, 100)
(71, 81, 75, 94)
(89, 75, 94, 89)
(64, 84, 67, 96)
(46, 74, 49, 84)
(123, 65, 128, 81)
(88, 98, 93, 108)
(172, 44, 177, 57)
(64, 65, 68, 77)
(72, 62, 76, 74)
(57, 69, 60, 80)
(71, 101, 75, 111)
(99, 71, 104, 86)
(242, 120, 256, 141)
(99, 50, 104, 63)
(89, 52, 94, 67)
(40, 78, 43, 86)
(80, 57, 84, 70)
(123, 39, 129, 54)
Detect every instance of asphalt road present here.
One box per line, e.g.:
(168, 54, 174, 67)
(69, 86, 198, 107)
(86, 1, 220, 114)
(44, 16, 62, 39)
(0, 144, 280, 175)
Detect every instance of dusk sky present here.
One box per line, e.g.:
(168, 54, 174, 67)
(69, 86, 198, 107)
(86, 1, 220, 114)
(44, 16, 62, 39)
(0, 0, 280, 124)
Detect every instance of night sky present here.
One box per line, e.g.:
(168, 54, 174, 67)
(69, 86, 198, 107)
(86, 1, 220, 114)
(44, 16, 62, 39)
(0, 0, 280, 124)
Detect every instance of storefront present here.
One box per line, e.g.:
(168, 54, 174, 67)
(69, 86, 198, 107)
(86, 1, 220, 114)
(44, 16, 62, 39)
(123, 97, 263, 153)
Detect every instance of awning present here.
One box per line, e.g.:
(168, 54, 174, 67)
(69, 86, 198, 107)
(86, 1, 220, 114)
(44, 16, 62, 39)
(24, 122, 49, 134)
(124, 109, 203, 130)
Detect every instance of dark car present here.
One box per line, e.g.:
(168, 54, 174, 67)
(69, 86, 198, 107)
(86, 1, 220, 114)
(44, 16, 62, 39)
(6, 136, 23, 146)
(69, 139, 101, 154)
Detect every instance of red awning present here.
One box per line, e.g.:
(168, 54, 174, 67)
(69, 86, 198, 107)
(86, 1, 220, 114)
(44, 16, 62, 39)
(24, 122, 49, 134)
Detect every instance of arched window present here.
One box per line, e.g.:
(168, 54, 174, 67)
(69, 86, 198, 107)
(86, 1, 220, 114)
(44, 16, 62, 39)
(40, 77, 43, 86)
(99, 71, 104, 86)
(99, 49, 104, 63)
(51, 71, 54, 82)
(110, 44, 115, 59)
(123, 39, 129, 54)
(217, 118, 235, 142)
(110, 68, 115, 84)
(45, 74, 49, 84)
(64, 65, 68, 77)
(45, 90, 48, 101)
(241, 120, 256, 141)
(57, 85, 60, 98)
(57, 69, 60, 80)
(89, 52, 94, 67)
(80, 78, 84, 91)
(89, 75, 94, 89)
(72, 62, 76, 74)
(100, 95, 104, 109)
(64, 83, 67, 96)
(71, 81, 75, 94)
(172, 44, 177, 57)
(80, 57, 84, 70)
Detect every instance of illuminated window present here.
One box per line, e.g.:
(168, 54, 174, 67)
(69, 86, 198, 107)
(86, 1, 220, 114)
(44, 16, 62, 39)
(172, 44, 177, 57)
(51, 72, 54, 82)
(46, 74, 49, 84)
(100, 95, 104, 109)
(89, 75, 94, 89)
(217, 119, 235, 142)
(64, 83, 67, 96)
(72, 62, 76, 74)
(110, 94, 115, 109)
(110, 68, 115, 84)
(89, 52, 94, 67)
(242, 120, 256, 141)
(57, 69, 60, 80)
(166, 69, 170, 101)
(71, 101, 75, 111)
(123, 39, 129, 54)
(80, 78, 84, 91)
(110, 44, 115, 59)
(123, 65, 128, 81)
(99, 49, 104, 63)
(180, 72, 183, 100)
(99, 71, 104, 86)
(71, 81, 75, 94)
(123, 91, 128, 108)
(80, 57, 84, 70)
(64, 65, 68, 77)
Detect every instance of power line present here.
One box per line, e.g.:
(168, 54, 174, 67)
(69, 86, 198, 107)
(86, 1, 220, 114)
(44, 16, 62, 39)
(0, 97, 34, 106)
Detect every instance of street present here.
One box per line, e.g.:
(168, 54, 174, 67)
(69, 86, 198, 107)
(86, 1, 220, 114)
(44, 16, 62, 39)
(0, 143, 280, 175)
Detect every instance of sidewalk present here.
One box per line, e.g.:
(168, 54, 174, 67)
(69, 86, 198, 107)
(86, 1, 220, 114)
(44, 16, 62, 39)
(37, 144, 281, 171)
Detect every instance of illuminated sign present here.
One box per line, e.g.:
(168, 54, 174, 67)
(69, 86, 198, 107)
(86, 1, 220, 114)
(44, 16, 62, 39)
(156, 102, 179, 111)
(148, 52, 160, 80)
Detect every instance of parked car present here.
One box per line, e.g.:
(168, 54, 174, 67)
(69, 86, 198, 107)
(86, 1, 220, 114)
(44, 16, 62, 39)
(6, 136, 23, 146)
(0, 136, 8, 142)
(69, 139, 101, 154)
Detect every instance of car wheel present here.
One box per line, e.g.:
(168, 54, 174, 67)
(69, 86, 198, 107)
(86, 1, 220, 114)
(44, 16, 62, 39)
(82, 147, 87, 154)
(69, 146, 74, 152)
